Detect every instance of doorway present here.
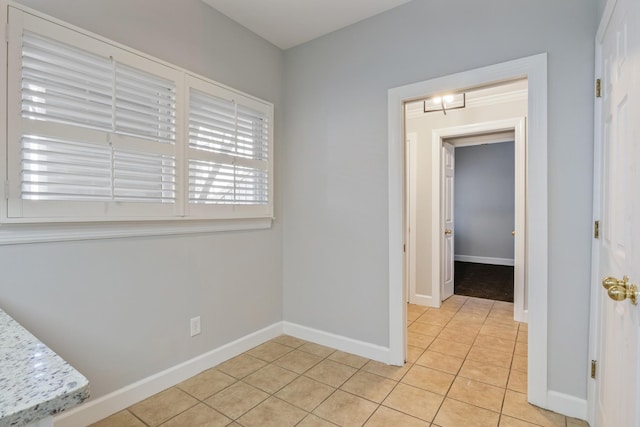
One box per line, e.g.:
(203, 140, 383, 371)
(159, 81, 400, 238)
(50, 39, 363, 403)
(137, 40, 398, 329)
(405, 109, 527, 322)
(449, 138, 515, 303)
(387, 54, 548, 408)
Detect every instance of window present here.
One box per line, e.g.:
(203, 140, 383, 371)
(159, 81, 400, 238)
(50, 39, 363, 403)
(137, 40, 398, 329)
(3, 7, 273, 225)
(187, 76, 272, 219)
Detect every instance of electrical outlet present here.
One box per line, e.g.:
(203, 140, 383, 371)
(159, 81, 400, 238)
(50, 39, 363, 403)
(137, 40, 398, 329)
(190, 316, 201, 337)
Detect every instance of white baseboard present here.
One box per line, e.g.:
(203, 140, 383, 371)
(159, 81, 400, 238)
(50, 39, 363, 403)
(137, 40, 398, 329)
(409, 293, 439, 308)
(514, 308, 528, 324)
(455, 255, 515, 266)
(52, 318, 582, 426)
(282, 322, 391, 365)
(546, 390, 588, 420)
(54, 323, 284, 427)
(53, 321, 393, 426)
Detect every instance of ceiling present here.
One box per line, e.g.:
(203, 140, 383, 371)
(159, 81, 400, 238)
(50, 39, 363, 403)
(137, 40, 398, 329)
(201, 0, 412, 50)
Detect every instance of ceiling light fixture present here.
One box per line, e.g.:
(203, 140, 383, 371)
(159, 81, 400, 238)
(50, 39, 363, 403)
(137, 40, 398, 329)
(423, 93, 465, 115)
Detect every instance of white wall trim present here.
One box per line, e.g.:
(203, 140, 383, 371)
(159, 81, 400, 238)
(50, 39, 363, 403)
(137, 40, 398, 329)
(466, 89, 528, 109)
(406, 133, 419, 306)
(53, 323, 283, 427)
(448, 131, 515, 147)
(53, 321, 394, 427)
(547, 390, 588, 421)
(454, 255, 515, 266)
(388, 53, 548, 406)
(411, 294, 438, 307)
(0, 218, 273, 246)
(282, 322, 392, 364)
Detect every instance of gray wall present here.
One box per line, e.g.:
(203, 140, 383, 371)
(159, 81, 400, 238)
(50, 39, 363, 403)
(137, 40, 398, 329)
(597, 0, 607, 22)
(282, 0, 597, 400)
(2, 0, 284, 399)
(455, 142, 515, 262)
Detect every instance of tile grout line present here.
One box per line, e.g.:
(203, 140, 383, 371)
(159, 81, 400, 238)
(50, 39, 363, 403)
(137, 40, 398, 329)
(240, 344, 336, 424)
(128, 409, 151, 427)
(102, 296, 560, 427)
(424, 298, 467, 425)
(192, 340, 313, 425)
(496, 306, 519, 427)
(413, 298, 528, 426)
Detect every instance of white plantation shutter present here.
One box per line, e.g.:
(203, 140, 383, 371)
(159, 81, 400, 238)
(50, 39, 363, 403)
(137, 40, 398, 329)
(21, 135, 176, 203)
(188, 160, 268, 205)
(21, 134, 113, 201)
(21, 31, 113, 131)
(114, 63, 176, 143)
(187, 78, 272, 217)
(113, 149, 176, 202)
(189, 160, 236, 204)
(5, 7, 273, 224)
(7, 10, 181, 219)
(236, 104, 269, 161)
(189, 91, 237, 157)
(19, 128, 177, 205)
(188, 91, 269, 162)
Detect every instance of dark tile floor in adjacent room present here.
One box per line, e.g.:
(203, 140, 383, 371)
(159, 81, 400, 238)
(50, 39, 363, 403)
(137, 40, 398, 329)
(454, 262, 514, 302)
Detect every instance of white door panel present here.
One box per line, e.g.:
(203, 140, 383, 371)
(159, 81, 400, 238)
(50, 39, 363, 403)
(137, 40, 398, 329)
(593, 0, 640, 425)
(442, 142, 455, 300)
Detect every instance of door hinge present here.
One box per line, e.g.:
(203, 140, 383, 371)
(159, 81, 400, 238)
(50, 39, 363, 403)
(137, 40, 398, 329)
(594, 220, 600, 239)
(596, 79, 602, 98)
(403, 244, 406, 253)
(591, 360, 597, 379)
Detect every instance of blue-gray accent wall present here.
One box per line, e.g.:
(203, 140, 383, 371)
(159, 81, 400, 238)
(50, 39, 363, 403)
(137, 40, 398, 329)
(454, 142, 515, 263)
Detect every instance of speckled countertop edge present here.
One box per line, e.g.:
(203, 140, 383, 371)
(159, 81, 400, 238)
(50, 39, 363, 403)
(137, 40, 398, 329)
(0, 309, 89, 427)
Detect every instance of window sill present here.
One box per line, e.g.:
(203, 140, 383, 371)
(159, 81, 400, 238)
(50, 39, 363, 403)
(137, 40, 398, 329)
(0, 217, 273, 245)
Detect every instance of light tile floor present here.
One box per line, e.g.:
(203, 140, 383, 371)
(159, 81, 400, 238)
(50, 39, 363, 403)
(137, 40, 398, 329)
(91, 296, 590, 427)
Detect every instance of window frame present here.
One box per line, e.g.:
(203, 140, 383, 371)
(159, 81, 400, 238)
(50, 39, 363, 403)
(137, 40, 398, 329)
(186, 75, 273, 220)
(0, 2, 274, 242)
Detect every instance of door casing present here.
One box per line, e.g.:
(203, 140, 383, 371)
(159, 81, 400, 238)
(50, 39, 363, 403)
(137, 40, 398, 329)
(405, 133, 418, 305)
(430, 118, 527, 323)
(388, 54, 548, 408)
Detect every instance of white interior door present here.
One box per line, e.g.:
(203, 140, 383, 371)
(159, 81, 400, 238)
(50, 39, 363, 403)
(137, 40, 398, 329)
(441, 142, 455, 300)
(594, 0, 640, 425)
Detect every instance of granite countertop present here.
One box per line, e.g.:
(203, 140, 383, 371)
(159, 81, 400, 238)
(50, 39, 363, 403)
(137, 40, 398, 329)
(0, 309, 89, 427)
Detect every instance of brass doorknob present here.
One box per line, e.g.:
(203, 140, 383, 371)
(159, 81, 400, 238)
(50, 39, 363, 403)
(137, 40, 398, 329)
(602, 276, 638, 305)
(512, 230, 515, 236)
(444, 229, 452, 236)
(602, 276, 625, 290)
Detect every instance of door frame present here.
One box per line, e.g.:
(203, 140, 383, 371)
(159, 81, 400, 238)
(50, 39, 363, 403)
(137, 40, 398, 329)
(587, 0, 613, 424)
(405, 132, 418, 304)
(387, 53, 548, 407)
(430, 118, 527, 323)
